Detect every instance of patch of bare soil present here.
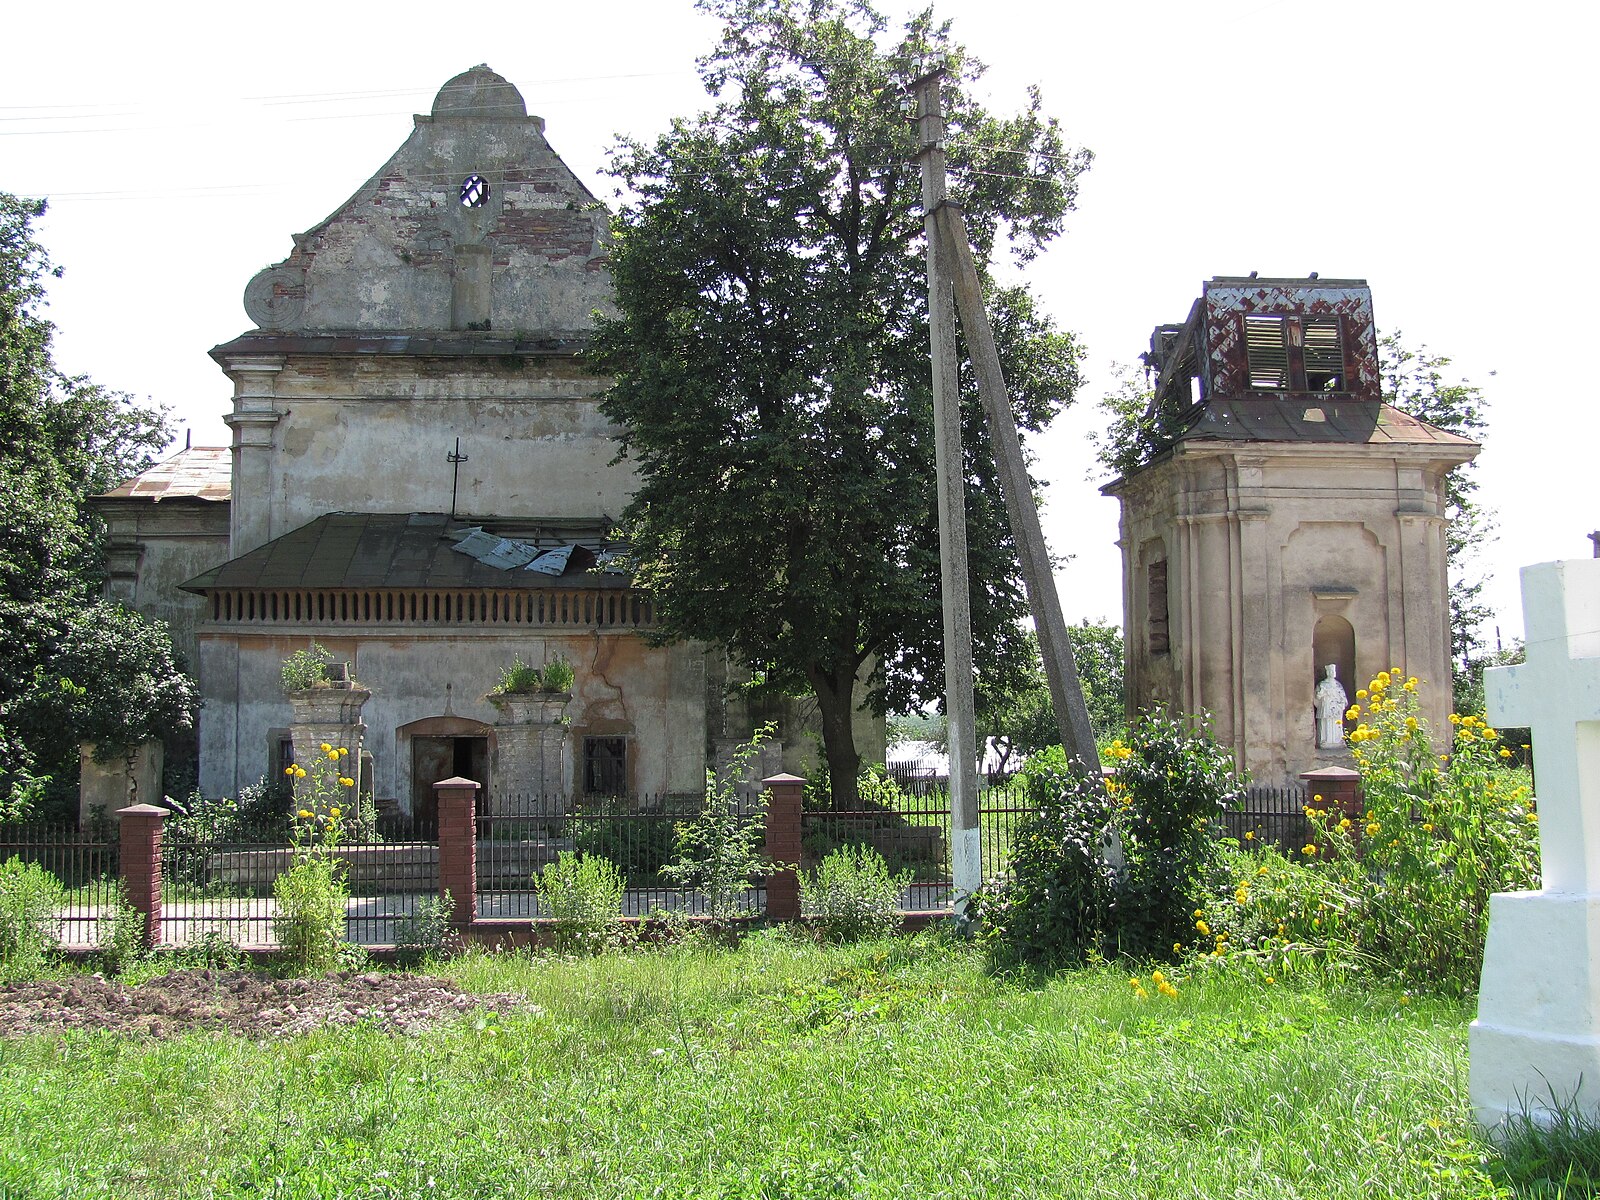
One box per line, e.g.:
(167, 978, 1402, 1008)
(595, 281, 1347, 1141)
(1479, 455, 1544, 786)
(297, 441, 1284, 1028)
(0, 970, 531, 1039)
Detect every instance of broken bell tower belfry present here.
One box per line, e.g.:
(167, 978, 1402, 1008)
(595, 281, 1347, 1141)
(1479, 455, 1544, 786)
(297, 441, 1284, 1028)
(1103, 278, 1477, 786)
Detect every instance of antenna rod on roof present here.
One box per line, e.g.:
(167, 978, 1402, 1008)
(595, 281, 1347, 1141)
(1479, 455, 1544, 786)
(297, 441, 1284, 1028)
(447, 437, 469, 519)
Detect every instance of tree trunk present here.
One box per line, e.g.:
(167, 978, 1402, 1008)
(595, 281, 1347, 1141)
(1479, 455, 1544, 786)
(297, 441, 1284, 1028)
(807, 662, 861, 810)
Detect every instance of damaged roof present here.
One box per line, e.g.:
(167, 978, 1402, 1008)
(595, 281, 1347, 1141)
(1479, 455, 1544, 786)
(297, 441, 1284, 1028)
(181, 512, 632, 593)
(1176, 400, 1479, 447)
(96, 446, 232, 503)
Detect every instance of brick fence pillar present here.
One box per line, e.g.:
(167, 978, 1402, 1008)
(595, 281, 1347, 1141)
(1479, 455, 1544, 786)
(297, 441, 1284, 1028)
(435, 777, 479, 929)
(117, 802, 168, 949)
(763, 773, 805, 922)
(1302, 764, 1364, 831)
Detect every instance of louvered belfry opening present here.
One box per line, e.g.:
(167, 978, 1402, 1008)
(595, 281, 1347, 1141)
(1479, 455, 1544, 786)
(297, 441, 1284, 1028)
(1302, 317, 1345, 391)
(1245, 315, 1291, 389)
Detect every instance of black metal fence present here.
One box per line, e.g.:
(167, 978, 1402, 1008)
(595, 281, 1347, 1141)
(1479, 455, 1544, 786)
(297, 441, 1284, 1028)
(0, 823, 121, 948)
(161, 822, 440, 947)
(1225, 786, 1312, 852)
(478, 794, 764, 917)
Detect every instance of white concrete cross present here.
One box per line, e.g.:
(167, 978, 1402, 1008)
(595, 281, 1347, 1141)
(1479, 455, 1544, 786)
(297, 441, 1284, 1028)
(1486, 559, 1600, 894)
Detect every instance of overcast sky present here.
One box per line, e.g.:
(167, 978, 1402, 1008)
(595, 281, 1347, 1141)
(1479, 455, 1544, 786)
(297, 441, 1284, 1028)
(6, 0, 1590, 657)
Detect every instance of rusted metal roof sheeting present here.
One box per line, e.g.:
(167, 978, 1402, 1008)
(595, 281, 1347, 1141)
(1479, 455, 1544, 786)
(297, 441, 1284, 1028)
(181, 512, 625, 593)
(1179, 400, 1477, 446)
(96, 447, 232, 502)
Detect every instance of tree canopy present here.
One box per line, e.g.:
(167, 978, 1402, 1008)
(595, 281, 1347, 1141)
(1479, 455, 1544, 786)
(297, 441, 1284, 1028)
(0, 193, 196, 818)
(589, 0, 1090, 805)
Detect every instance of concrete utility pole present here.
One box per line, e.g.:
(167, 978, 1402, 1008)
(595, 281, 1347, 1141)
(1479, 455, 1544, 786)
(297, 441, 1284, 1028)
(912, 69, 1101, 780)
(911, 68, 983, 908)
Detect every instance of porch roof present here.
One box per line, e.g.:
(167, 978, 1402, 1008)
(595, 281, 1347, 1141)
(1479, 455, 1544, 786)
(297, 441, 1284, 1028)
(181, 512, 633, 593)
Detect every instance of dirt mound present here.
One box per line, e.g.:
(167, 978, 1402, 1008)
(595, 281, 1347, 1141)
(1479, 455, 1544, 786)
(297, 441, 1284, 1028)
(0, 970, 530, 1039)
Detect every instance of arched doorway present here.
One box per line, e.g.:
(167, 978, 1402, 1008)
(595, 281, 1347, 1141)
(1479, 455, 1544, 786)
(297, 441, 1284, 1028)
(398, 716, 493, 830)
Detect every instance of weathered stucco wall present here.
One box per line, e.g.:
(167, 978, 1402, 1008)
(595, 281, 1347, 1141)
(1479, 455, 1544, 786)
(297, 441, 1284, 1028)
(216, 354, 627, 555)
(96, 498, 230, 673)
(198, 626, 710, 809)
(1114, 442, 1465, 786)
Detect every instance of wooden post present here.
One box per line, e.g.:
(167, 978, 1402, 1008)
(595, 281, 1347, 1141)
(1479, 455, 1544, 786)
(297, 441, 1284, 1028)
(117, 802, 168, 949)
(933, 198, 1100, 778)
(763, 773, 805, 922)
(434, 777, 479, 929)
(910, 67, 983, 906)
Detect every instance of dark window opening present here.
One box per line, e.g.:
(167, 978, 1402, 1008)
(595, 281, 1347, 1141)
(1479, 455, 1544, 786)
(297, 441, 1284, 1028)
(1147, 560, 1170, 656)
(460, 174, 490, 208)
(584, 737, 628, 796)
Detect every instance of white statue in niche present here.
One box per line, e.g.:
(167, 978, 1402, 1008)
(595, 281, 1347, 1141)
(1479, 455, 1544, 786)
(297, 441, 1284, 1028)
(1314, 663, 1349, 749)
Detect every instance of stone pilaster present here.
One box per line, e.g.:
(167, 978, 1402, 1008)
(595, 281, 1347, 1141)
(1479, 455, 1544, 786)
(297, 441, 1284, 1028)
(287, 683, 371, 805)
(488, 691, 570, 812)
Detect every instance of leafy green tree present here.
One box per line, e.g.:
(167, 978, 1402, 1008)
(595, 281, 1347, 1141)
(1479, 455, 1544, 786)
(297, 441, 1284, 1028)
(1378, 333, 1494, 710)
(976, 621, 1124, 775)
(589, 0, 1091, 807)
(0, 193, 192, 817)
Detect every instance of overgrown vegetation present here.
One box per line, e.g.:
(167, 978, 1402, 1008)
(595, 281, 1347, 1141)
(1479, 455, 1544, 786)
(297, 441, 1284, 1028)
(661, 724, 776, 920)
(973, 713, 1240, 971)
(799, 845, 908, 943)
(492, 654, 574, 696)
(1203, 672, 1539, 996)
(280, 642, 335, 692)
(533, 851, 626, 954)
(272, 744, 359, 972)
(0, 856, 62, 982)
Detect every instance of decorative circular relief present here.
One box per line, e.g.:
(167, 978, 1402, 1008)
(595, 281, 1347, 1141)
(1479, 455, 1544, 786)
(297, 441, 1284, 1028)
(243, 266, 306, 330)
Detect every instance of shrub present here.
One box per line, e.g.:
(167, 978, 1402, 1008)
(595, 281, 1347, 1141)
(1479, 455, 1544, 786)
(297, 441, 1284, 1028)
(281, 642, 334, 692)
(494, 656, 543, 695)
(540, 656, 575, 694)
(570, 795, 676, 881)
(0, 857, 64, 981)
(662, 724, 776, 920)
(800, 845, 908, 943)
(97, 880, 147, 975)
(974, 714, 1240, 971)
(534, 851, 626, 954)
(394, 893, 456, 967)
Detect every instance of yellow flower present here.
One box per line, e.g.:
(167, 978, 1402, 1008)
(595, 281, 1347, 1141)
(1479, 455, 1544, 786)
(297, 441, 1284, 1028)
(1356, 689, 1368, 700)
(319, 743, 332, 753)
(1244, 830, 1255, 841)
(1338, 817, 1351, 831)
(1399, 994, 1411, 1005)
(1483, 728, 1498, 741)
(1257, 866, 1269, 876)
(339, 776, 355, 788)
(328, 750, 341, 761)
(1499, 748, 1512, 758)
(338, 747, 350, 758)
(1302, 844, 1318, 856)
(1449, 713, 1460, 725)
(1264, 976, 1275, 985)
(1376, 671, 1392, 687)
(1528, 813, 1539, 824)
(1129, 977, 1142, 989)
(330, 807, 342, 818)
(1346, 706, 1360, 720)
(1173, 943, 1182, 953)
(285, 765, 296, 776)
(298, 808, 312, 819)
(1405, 717, 1418, 731)
(1405, 676, 1418, 691)
(1422, 823, 1434, 832)
(293, 766, 307, 779)
(1366, 822, 1381, 836)
(1196, 919, 1210, 935)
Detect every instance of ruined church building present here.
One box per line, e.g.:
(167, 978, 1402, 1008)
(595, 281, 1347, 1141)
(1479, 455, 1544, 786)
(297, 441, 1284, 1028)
(97, 67, 878, 819)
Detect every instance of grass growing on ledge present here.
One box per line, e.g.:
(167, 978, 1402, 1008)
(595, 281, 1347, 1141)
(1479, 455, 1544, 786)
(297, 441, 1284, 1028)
(0, 932, 1570, 1198)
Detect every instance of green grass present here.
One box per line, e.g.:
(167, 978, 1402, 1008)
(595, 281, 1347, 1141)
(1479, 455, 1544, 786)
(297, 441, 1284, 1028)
(0, 932, 1573, 1198)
